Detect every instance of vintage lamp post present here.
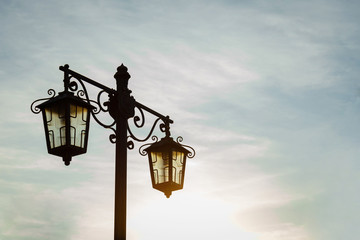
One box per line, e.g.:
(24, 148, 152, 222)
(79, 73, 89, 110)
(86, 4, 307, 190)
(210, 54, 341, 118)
(31, 64, 195, 240)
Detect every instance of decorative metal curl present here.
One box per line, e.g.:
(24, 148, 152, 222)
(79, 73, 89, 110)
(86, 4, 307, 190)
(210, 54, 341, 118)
(133, 106, 145, 128)
(127, 117, 162, 143)
(138, 136, 159, 156)
(76, 89, 85, 98)
(127, 102, 173, 150)
(97, 90, 111, 113)
(75, 90, 102, 115)
(127, 140, 134, 150)
(68, 79, 78, 91)
(68, 74, 116, 133)
(160, 123, 166, 133)
(176, 136, 183, 143)
(30, 89, 56, 114)
(109, 134, 117, 144)
(176, 136, 196, 158)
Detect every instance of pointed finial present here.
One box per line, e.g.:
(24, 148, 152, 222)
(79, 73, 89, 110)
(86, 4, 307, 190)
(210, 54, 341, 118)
(117, 64, 128, 72)
(114, 64, 131, 90)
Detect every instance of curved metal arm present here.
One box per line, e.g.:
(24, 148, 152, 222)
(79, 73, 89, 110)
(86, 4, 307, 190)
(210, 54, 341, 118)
(70, 76, 116, 129)
(60, 64, 116, 95)
(126, 101, 174, 149)
(60, 65, 117, 132)
(44, 65, 181, 149)
(58, 64, 176, 147)
(128, 116, 163, 143)
(134, 101, 173, 125)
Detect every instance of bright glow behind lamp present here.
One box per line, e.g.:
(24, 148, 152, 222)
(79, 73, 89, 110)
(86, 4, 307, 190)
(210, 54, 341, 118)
(36, 91, 94, 165)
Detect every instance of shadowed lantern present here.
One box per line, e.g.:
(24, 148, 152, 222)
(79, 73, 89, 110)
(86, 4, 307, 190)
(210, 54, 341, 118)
(36, 91, 94, 166)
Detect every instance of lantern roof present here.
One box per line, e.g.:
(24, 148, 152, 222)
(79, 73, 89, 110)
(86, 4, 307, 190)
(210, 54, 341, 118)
(144, 136, 191, 154)
(36, 91, 95, 110)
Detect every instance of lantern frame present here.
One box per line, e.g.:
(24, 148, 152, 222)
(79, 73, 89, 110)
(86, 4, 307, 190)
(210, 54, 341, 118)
(143, 136, 191, 198)
(36, 91, 94, 165)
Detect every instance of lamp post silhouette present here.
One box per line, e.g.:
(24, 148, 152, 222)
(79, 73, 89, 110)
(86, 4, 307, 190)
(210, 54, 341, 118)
(31, 64, 195, 240)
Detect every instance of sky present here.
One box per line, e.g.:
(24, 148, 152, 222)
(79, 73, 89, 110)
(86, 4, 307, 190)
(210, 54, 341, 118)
(0, 0, 360, 239)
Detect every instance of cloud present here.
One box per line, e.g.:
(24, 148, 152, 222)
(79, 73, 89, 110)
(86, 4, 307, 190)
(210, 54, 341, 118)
(1, 0, 360, 240)
(0, 178, 79, 240)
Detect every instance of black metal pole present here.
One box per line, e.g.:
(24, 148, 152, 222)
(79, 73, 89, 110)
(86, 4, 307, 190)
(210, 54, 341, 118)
(113, 65, 134, 240)
(114, 114, 128, 240)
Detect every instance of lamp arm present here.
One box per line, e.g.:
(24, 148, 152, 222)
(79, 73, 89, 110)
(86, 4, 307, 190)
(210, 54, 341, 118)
(60, 64, 116, 95)
(74, 76, 116, 129)
(134, 101, 173, 125)
(59, 64, 117, 133)
(126, 100, 174, 149)
(127, 116, 162, 142)
(59, 64, 175, 147)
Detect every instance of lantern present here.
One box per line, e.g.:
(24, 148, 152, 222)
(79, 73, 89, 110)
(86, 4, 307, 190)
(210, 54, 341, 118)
(36, 91, 94, 165)
(144, 136, 190, 198)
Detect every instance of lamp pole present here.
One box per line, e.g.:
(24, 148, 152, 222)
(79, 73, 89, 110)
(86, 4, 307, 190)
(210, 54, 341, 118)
(114, 114, 127, 240)
(113, 66, 132, 240)
(31, 64, 194, 240)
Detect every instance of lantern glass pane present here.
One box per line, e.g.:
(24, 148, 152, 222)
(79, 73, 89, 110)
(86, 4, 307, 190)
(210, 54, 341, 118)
(151, 152, 170, 184)
(45, 107, 66, 149)
(172, 151, 184, 185)
(70, 104, 88, 148)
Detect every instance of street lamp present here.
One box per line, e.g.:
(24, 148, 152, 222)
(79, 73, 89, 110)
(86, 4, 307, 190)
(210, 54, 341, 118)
(141, 135, 190, 198)
(31, 64, 195, 240)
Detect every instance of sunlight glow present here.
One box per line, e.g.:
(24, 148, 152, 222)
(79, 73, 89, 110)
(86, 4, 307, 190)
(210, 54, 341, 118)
(128, 193, 257, 240)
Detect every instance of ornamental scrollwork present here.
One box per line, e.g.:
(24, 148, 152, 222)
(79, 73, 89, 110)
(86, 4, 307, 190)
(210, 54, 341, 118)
(138, 136, 159, 156)
(33, 64, 193, 156)
(30, 89, 56, 114)
(176, 136, 196, 158)
(126, 103, 172, 150)
(65, 72, 116, 135)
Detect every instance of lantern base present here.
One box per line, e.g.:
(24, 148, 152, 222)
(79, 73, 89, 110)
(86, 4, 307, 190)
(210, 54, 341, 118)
(152, 182, 183, 198)
(63, 155, 72, 166)
(164, 191, 172, 198)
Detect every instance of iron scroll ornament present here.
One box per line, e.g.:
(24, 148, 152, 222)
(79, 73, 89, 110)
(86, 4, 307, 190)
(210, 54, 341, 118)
(30, 64, 191, 156)
(31, 75, 117, 140)
(30, 89, 56, 114)
(58, 64, 175, 147)
(138, 136, 196, 159)
(30, 83, 174, 148)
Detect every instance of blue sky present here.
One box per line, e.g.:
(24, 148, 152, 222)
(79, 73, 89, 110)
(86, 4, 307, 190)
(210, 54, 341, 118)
(1, 0, 360, 239)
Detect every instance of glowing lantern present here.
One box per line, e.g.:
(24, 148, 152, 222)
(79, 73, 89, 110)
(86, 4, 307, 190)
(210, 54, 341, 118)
(144, 137, 190, 198)
(36, 91, 94, 165)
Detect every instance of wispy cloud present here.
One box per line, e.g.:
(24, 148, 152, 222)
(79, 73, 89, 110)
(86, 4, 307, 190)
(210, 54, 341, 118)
(1, 0, 360, 240)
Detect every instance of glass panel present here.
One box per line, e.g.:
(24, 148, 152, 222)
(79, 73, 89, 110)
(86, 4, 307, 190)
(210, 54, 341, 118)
(151, 152, 170, 184)
(45, 107, 65, 149)
(48, 130, 54, 148)
(60, 126, 66, 146)
(172, 151, 184, 184)
(70, 104, 88, 148)
(70, 126, 76, 145)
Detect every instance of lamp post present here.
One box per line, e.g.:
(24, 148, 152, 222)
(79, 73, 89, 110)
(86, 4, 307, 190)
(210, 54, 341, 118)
(31, 64, 195, 240)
